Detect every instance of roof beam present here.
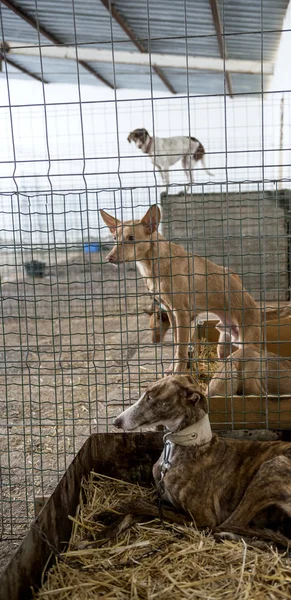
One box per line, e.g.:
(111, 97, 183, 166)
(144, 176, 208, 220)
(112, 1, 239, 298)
(0, 0, 114, 88)
(209, 0, 233, 97)
(5, 43, 274, 75)
(99, 0, 176, 94)
(0, 51, 49, 82)
(1, 0, 60, 44)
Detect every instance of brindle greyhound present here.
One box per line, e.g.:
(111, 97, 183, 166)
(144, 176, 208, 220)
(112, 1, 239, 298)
(114, 375, 291, 538)
(100, 205, 261, 373)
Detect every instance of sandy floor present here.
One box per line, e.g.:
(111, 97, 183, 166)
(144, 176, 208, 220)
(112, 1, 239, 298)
(0, 250, 288, 574)
(0, 252, 188, 571)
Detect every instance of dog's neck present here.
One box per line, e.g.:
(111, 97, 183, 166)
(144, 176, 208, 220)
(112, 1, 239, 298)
(165, 414, 212, 447)
(143, 136, 153, 154)
(137, 234, 188, 279)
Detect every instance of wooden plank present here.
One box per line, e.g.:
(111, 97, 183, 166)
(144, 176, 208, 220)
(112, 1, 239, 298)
(161, 191, 289, 303)
(208, 0, 233, 97)
(8, 43, 274, 75)
(199, 317, 291, 358)
(209, 395, 291, 430)
(2, 426, 291, 598)
(99, 0, 176, 94)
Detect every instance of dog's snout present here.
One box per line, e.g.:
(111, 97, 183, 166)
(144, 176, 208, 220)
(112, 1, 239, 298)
(113, 415, 123, 429)
(106, 252, 117, 263)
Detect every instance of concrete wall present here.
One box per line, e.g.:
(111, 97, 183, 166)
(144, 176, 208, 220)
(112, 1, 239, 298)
(161, 190, 290, 302)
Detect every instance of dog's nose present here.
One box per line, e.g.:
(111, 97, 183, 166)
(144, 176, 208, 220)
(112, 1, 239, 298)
(113, 416, 123, 428)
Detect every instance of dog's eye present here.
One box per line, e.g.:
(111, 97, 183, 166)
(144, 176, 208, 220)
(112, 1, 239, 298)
(128, 235, 135, 242)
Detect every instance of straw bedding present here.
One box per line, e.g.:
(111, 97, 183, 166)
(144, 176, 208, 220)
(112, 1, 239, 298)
(35, 472, 291, 600)
(193, 339, 219, 393)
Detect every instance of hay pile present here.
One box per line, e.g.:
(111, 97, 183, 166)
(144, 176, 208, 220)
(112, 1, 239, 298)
(192, 340, 219, 393)
(35, 473, 291, 599)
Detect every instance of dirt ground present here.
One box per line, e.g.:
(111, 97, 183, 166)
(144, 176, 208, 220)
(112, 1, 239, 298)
(0, 249, 286, 574)
(1, 251, 209, 573)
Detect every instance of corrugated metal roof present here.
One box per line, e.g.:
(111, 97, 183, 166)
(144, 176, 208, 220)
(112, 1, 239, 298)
(218, 0, 289, 61)
(0, 0, 289, 94)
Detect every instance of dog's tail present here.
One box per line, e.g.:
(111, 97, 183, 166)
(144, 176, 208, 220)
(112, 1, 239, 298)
(201, 156, 214, 177)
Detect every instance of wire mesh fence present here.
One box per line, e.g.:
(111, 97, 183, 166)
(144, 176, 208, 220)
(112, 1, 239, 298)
(0, 0, 291, 573)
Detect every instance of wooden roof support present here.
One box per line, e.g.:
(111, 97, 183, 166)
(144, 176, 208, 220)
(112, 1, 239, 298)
(0, 0, 114, 88)
(208, 0, 233, 98)
(1, 51, 49, 82)
(7, 43, 273, 75)
(100, 0, 176, 94)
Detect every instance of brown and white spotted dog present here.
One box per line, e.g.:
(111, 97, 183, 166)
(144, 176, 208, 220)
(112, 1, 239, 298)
(114, 375, 291, 539)
(127, 128, 214, 191)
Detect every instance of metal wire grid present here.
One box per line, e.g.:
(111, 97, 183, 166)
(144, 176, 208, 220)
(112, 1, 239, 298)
(0, 0, 290, 569)
(0, 93, 289, 195)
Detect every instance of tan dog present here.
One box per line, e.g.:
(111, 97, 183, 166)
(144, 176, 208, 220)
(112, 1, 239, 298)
(114, 375, 291, 537)
(145, 301, 291, 349)
(100, 204, 261, 373)
(144, 269, 243, 360)
(208, 345, 291, 397)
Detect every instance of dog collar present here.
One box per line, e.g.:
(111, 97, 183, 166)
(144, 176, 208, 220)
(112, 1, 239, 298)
(154, 298, 168, 313)
(144, 137, 153, 154)
(164, 414, 212, 447)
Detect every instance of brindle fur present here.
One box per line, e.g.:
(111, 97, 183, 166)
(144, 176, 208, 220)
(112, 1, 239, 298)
(114, 375, 291, 537)
(100, 205, 261, 373)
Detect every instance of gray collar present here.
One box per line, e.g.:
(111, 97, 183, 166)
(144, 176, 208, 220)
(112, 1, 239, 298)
(158, 415, 212, 494)
(164, 414, 212, 447)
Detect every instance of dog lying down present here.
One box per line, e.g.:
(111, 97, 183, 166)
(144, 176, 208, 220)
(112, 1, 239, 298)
(114, 375, 291, 543)
(208, 345, 291, 397)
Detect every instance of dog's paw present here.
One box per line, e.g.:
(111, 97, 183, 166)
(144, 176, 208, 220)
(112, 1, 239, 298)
(164, 365, 174, 376)
(214, 531, 241, 543)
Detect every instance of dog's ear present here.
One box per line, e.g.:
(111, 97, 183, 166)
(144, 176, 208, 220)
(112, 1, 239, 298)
(188, 389, 205, 403)
(187, 386, 208, 414)
(141, 128, 149, 143)
(127, 133, 133, 143)
(183, 376, 206, 403)
(100, 209, 121, 236)
(141, 205, 161, 234)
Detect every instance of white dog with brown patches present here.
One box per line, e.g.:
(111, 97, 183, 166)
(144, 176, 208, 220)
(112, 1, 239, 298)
(127, 128, 214, 191)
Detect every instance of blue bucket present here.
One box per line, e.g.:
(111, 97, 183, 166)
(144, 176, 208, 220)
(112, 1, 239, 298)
(84, 242, 100, 254)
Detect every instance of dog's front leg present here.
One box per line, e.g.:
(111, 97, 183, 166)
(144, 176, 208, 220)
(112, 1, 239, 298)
(154, 164, 169, 192)
(173, 308, 191, 373)
(163, 168, 170, 188)
(156, 163, 170, 192)
(207, 362, 240, 397)
(164, 308, 177, 375)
